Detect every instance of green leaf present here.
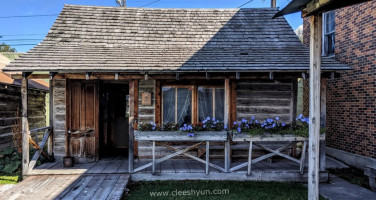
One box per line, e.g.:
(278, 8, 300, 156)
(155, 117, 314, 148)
(2, 161, 21, 174)
(1, 147, 14, 156)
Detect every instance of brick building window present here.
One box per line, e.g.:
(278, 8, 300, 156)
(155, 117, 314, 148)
(322, 11, 335, 56)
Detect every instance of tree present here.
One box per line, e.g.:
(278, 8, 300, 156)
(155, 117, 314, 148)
(0, 43, 16, 52)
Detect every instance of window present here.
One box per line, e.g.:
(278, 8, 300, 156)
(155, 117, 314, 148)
(162, 86, 192, 125)
(198, 87, 224, 123)
(161, 85, 225, 125)
(323, 11, 335, 56)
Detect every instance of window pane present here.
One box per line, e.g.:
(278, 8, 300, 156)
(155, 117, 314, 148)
(198, 87, 213, 122)
(162, 87, 175, 124)
(177, 88, 192, 125)
(327, 33, 335, 55)
(215, 88, 225, 123)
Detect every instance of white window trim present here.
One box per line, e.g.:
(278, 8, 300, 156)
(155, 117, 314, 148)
(322, 11, 335, 57)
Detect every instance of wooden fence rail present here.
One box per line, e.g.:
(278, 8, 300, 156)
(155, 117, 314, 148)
(27, 126, 53, 174)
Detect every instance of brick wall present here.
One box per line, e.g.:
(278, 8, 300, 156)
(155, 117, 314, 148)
(303, 1, 376, 158)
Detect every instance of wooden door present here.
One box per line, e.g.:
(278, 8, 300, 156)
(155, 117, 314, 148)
(66, 80, 99, 162)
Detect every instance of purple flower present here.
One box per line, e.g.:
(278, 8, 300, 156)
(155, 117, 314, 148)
(233, 121, 237, 125)
(272, 123, 276, 128)
(224, 125, 227, 129)
(297, 114, 303, 120)
(241, 118, 247, 123)
(203, 125, 206, 128)
(251, 116, 256, 120)
(255, 120, 259, 124)
(152, 126, 155, 130)
(276, 117, 280, 121)
(237, 127, 241, 133)
(212, 117, 216, 121)
(281, 123, 286, 127)
(206, 117, 211, 120)
(187, 133, 195, 137)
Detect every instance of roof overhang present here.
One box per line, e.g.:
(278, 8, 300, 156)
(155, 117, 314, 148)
(273, 0, 373, 18)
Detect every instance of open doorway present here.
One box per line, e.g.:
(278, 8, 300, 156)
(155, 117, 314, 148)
(99, 82, 129, 157)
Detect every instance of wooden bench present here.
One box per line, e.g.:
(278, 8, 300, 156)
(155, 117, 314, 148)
(364, 166, 376, 191)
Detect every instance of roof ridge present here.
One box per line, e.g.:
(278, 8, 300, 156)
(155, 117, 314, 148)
(63, 4, 279, 11)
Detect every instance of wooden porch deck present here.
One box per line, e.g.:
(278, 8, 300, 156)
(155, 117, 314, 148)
(28, 155, 329, 182)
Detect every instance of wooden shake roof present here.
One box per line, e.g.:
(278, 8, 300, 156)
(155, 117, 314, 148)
(4, 4, 349, 72)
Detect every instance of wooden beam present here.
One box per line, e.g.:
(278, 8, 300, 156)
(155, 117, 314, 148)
(308, 14, 322, 200)
(320, 78, 327, 171)
(49, 72, 58, 80)
(129, 80, 135, 173)
(155, 80, 161, 125)
(21, 73, 29, 177)
(292, 78, 298, 123)
(224, 78, 231, 172)
(48, 79, 54, 159)
(230, 80, 237, 128)
(11, 72, 338, 80)
(303, 0, 331, 17)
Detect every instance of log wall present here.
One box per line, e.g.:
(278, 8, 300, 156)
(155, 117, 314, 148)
(0, 83, 47, 151)
(236, 79, 295, 123)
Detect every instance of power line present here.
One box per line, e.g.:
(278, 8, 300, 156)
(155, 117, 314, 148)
(6, 44, 38, 46)
(0, 34, 46, 36)
(140, 0, 161, 7)
(0, 39, 43, 41)
(0, 14, 58, 19)
(237, 0, 255, 8)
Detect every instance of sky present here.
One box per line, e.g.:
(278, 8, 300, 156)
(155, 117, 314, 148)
(0, 0, 302, 52)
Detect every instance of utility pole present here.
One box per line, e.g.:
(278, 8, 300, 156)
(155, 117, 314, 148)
(271, 0, 276, 8)
(116, 0, 126, 7)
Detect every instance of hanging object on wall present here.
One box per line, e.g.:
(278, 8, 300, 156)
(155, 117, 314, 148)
(141, 92, 151, 106)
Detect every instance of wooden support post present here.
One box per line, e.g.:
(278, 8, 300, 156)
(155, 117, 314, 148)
(21, 73, 29, 177)
(224, 78, 231, 172)
(206, 141, 209, 175)
(308, 14, 322, 200)
(155, 80, 161, 125)
(129, 80, 135, 173)
(320, 78, 327, 171)
(152, 141, 155, 174)
(247, 141, 253, 175)
(48, 79, 54, 159)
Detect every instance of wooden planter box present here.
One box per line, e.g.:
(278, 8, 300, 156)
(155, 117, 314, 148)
(134, 131, 228, 142)
(232, 133, 326, 142)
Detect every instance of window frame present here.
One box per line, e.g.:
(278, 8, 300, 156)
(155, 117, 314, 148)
(161, 84, 225, 125)
(197, 86, 225, 123)
(161, 85, 194, 125)
(322, 11, 335, 57)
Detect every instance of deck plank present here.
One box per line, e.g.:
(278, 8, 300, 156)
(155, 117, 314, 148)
(160, 160, 175, 173)
(59, 175, 94, 200)
(74, 174, 107, 200)
(91, 175, 120, 199)
(185, 160, 204, 173)
(172, 160, 189, 173)
(102, 160, 123, 174)
(107, 174, 130, 200)
(117, 159, 129, 173)
(86, 160, 111, 174)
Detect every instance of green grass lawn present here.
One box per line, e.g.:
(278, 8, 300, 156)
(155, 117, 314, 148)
(0, 174, 20, 185)
(125, 181, 326, 200)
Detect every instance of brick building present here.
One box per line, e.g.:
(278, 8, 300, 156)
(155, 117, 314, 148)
(303, 1, 376, 167)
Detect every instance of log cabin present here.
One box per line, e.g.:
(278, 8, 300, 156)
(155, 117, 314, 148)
(3, 5, 351, 178)
(0, 54, 49, 151)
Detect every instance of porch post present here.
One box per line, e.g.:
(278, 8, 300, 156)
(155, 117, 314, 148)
(48, 79, 54, 159)
(308, 14, 322, 200)
(320, 78, 327, 171)
(129, 80, 135, 173)
(224, 78, 231, 172)
(21, 73, 29, 177)
(129, 79, 138, 173)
